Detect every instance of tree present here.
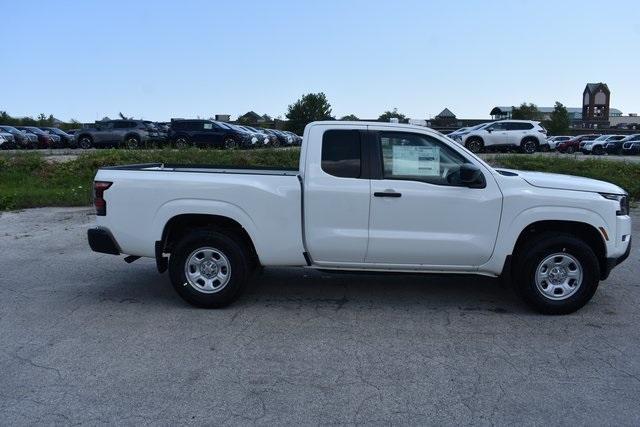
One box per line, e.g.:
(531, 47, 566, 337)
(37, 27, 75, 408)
(546, 102, 571, 135)
(378, 108, 406, 122)
(285, 92, 333, 135)
(339, 114, 359, 121)
(511, 103, 541, 120)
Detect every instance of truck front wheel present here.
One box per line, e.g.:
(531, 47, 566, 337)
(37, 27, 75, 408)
(513, 232, 600, 315)
(169, 229, 250, 308)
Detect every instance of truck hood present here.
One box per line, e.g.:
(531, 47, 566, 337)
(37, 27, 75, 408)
(498, 169, 626, 195)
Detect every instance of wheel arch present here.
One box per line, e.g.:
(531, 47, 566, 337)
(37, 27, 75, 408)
(157, 209, 261, 267)
(511, 220, 607, 279)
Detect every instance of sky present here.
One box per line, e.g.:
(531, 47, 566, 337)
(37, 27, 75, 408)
(1, 0, 639, 122)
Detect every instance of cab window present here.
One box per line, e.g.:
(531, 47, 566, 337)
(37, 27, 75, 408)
(379, 132, 469, 186)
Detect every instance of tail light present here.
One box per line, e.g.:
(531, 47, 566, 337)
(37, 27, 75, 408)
(94, 181, 112, 216)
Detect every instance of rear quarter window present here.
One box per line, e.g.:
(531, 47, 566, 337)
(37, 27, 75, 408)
(321, 129, 361, 178)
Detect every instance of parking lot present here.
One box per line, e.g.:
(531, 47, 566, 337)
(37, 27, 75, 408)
(0, 207, 638, 424)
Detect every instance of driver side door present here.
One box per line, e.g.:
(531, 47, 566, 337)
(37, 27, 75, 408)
(484, 122, 509, 146)
(366, 130, 503, 268)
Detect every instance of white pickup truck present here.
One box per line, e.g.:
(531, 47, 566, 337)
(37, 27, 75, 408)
(88, 121, 632, 314)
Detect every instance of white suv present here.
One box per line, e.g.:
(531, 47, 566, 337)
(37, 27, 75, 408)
(461, 120, 547, 154)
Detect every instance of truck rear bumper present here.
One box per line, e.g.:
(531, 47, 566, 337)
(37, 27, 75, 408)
(87, 228, 120, 255)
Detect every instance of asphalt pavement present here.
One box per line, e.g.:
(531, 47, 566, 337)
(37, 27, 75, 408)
(1, 207, 639, 425)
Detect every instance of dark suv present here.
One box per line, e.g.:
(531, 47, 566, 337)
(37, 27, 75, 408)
(74, 120, 160, 149)
(168, 119, 252, 149)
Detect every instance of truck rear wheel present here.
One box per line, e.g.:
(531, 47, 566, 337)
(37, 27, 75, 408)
(169, 229, 250, 308)
(513, 232, 600, 314)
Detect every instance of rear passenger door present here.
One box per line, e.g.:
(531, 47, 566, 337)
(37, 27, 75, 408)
(303, 125, 371, 264)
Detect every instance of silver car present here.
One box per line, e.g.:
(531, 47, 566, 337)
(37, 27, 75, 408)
(74, 120, 158, 149)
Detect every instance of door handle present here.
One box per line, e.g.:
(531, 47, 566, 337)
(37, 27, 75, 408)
(374, 191, 402, 198)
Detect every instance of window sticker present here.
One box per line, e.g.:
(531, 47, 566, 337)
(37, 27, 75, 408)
(392, 145, 440, 176)
(203, 123, 213, 130)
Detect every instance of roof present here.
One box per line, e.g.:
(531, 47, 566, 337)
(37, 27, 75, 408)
(585, 82, 609, 93)
(491, 106, 622, 115)
(239, 111, 262, 120)
(436, 108, 456, 118)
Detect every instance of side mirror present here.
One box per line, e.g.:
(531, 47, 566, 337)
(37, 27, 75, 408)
(459, 164, 485, 188)
(486, 128, 493, 133)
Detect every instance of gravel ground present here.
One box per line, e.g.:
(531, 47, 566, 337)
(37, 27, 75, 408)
(0, 207, 639, 425)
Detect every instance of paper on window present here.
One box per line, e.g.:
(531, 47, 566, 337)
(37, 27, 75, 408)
(203, 123, 213, 130)
(392, 146, 439, 176)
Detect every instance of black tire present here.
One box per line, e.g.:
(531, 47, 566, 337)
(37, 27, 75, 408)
(513, 232, 600, 315)
(465, 137, 484, 153)
(174, 136, 190, 149)
(169, 229, 250, 308)
(123, 135, 140, 149)
(566, 146, 575, 154)
(593, 145, 604, 155)
(78, 135, 93, 149)
(520, 138, 538, 154)
(223, 137, 238, 150)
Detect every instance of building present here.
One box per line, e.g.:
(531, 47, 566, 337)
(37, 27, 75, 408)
(237, 111, 267, 124)
(582, 82, 611, 128)
(490, 105, 622, 122)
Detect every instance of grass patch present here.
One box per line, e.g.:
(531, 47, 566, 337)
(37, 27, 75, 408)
(1, 150, 638, 211)
(0, 148, 300, 211)
(492, 155, 640, 199)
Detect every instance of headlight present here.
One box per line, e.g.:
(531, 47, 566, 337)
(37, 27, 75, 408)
(600, 193, 629, 216)
(251, 136, 258, 144)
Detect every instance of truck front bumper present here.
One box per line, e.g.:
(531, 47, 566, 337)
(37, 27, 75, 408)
(87, 227, 120, 255)
(602, 237, 631, 280)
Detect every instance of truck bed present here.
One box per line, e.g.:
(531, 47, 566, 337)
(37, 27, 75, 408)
(101, 162, 298, 176)
(94, 163, 306, 265)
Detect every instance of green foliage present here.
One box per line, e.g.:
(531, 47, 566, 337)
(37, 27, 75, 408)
(494, 155, 640, 199)
(0, 149, 300, 211)
(285, 93, 333, 135)
(378, 108, 406, 122)
(511, 103, 541, 120)
(340, 114, 359, 121)
(546, 102, 571, 135)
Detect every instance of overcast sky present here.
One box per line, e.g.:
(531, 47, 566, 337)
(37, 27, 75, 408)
(1, 0, 638, 122)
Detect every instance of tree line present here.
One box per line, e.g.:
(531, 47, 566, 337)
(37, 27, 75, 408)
(2, 95, 573, 137)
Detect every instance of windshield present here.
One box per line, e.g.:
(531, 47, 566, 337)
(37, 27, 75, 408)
(1, 126, 20, 133)
(592, 135, 608, 141)
(215, 122, 232, 130)
(24, 127, 45, 134)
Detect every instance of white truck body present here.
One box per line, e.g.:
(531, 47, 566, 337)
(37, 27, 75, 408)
(89, 121, 632, 313)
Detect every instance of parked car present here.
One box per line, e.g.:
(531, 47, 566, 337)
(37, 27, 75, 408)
(0, 125, 33, 148)
(237, 126, 271, 146)
(226, 124, 268, 147)
(168, 119, 253, 149)
(87, 121, 631, 315)
(15, 126, 52, 149)
(74, 120, 162, 149)
(605, 135, 636, 155)
(0, 129, 17, 149)
(39, 127, 75, 148)
(556, 134, 599, 154)
(0, 133, 11, 149)
(546, 136, 572, 151)
(262, 129, 294, 146)
(580, 135, 626, 155)
(283, 130, 303, 145)
(461, 120, 547, 153)
(448, 123, 492, 144)
(620, 134, 640, 155)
